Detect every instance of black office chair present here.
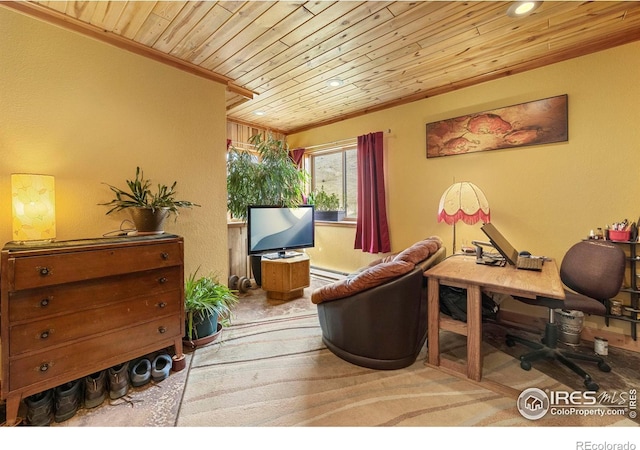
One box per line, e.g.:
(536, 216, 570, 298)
(506, 240, 625, 391)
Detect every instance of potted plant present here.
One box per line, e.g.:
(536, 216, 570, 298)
(227, 133, 308, 221)
(184, 270, 239, 349)
(100, 167, 200, 233)
(309, 185, 345, 221)
(227, 133, 308, 284)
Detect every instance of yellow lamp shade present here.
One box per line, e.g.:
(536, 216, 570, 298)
(11, 173, 56, 241)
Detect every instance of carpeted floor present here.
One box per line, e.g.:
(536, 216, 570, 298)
(9, 275, 637, 431)
(177, 313, 635, 427)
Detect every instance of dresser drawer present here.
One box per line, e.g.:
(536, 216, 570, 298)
(10, 290, 181, 356)
(9, 266, 182, 322)
(8, 315, 182, 391)
(10, 241, 182, 290)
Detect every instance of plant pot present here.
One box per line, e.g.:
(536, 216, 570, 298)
(315, 210, 345, 222)
(129, 207, 170, 234)
(183, 322, 223, 350)
(186, 310, 218, 341)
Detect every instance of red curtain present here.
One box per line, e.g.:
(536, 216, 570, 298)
(354, 131, 391, 253)
(289, 147, 305, 168)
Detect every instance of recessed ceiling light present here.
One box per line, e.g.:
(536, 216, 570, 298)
(507, 1, 541, 18)
(254, 110, 265, 116)
(327, 79, 344, 88)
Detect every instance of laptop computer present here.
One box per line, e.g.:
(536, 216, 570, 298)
(480, 222, 544, 271)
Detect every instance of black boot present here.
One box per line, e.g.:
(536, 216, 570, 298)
(54, 379, 83, 422)
(25, 389, 54, 426)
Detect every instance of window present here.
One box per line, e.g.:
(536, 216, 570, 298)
(306, 141, 357, 220)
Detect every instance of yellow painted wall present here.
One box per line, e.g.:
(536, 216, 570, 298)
(289, 41, 640, 339)
(0, 7, 229, 279)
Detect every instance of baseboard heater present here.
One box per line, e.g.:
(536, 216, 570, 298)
(310, 266, 348, 281)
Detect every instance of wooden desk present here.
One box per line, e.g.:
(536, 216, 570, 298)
(424, 255, 565, 381)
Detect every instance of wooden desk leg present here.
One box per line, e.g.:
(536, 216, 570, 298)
(466, 285, 483, 381)
(427, 277, 441, 367)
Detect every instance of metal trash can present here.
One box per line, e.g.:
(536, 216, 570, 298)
(555, 309, 584, 345)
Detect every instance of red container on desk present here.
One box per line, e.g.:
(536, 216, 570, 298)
(609, 229, 631, 242)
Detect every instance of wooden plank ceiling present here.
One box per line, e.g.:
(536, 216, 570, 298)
(8, 1, 640, 134)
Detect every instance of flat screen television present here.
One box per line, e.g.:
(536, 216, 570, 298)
(247, 205, 315, 259)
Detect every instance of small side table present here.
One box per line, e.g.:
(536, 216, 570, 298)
(261, 253, 310, 300)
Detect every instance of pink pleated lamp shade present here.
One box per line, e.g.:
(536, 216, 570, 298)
(438, 181, 490, 225)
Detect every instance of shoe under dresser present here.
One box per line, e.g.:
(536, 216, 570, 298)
(0, 234, 185, 426)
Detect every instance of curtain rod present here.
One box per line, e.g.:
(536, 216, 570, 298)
(301, 129, 391, 151)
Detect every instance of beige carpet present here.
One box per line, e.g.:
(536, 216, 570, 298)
(31, 276, 636, 430)
(177, 312, 636, 427)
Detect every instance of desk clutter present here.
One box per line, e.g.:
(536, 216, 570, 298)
(589, 218, 638, 242)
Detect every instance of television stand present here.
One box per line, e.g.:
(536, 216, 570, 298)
(261, 253, 310, 300)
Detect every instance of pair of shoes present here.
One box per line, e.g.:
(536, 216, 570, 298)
(130, 358, 152, 387)
(54, 379, 83, 422)
(84, 370, 107, 409)
(108, 362, 130, 399)
(25, 389, 54, 426)
(151, 354, 173, 382)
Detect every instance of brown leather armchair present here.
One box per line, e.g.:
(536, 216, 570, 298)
(311, 237, 445, 370)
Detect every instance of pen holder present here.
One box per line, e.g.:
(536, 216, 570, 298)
(608, 229, 630, 242)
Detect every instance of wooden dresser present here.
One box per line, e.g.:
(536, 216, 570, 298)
(0, 234, 185, 426)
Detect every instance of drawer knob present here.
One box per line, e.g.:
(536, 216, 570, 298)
(40, 330, 50, 340)
(158, 302, 167, 308)
(161, 252, 169, 260)
(158, 326, 167, 334)
(39, 363, 49, 372)
(159, 277, 168, 284)
(40, 298, 50, 307)
(39, 267, 51, 276)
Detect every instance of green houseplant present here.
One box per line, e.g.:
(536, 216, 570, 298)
(100, 167, 200, 233)
(227, 133, 308, 221)
(309, 185, 345, 221)
(227, 133, 309, 284)
(184, 270, 239, 348)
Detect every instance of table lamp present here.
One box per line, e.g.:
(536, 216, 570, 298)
(437, 181, 490, 254)
(11, 173, 56, 242)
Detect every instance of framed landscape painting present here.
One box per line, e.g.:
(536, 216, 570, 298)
(426, 94, 568, 158)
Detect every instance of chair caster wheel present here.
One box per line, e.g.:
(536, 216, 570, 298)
(520, 360, 532, 371)
(228, 275, 239, 289)
(585, 380, 599, 391)
(238, 276, 251, 293)
(598, 361, 611, 372)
